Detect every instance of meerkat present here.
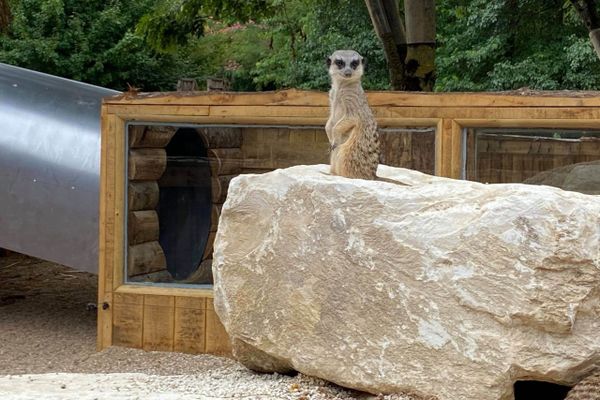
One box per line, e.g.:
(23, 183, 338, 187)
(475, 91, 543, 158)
(565, 370, 600, 400)
(325, 50, 408, 186)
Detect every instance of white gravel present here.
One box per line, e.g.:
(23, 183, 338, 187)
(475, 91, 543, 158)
(0, 254, 421, 400)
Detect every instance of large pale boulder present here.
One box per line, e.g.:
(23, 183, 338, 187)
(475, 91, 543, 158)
(212, 164, 600, 400)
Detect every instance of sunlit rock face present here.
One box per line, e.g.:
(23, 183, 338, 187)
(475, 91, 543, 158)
(213, 164, 600, 400)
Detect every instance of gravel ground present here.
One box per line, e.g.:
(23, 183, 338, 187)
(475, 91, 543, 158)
(0, 253, 422, 400)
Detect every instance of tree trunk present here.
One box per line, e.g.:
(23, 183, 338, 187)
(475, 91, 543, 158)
(365, 0, 407, 90)
(404, 0, 436, 91)
(0, 0, 10, 33)
(569, 0, 600, 60)
(365, 0, 436, 91)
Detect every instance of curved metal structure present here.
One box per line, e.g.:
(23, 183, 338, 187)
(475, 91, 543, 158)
(0, 63, 119, 273)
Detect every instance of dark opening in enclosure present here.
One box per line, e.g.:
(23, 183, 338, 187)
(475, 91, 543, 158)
(513, 380, 571, 400)
(158, 128, 212, 280)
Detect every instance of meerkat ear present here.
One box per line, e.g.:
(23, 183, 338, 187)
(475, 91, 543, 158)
(361, 57, 366, 69)
(326, 56, 332, 67)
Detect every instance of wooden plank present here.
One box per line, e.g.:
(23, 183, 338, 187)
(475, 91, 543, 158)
(454, 118, 600, 128)
(128, 181, 159, 211)
(436, 119, 453, 177)
(97, 105, 111, 350)
(108, 114, 328, 126)
(112, 115, 126, 291)
(112, 297, 143, 348)
(128, 210, 159, 245)
(128, 241, 167, 277)
(450, 121, 463, 179)
(205, 308, 232, 356)
(197, 127, 243, 148)
(378, 107, 600, 121)
(107, 104, 209, 116)
(143, 295, 175, 351)
(174, 305, 206, 354)
(103, 89, 600, 108)
(128, 149, 167, 181)
(208, 148, 243, 176)
(115, 284, 214, 298)
(129, 125, 177, 148)
(104, 89, 328, 107)
(176, 296, 207, 310)
(210, 105, 328, 119)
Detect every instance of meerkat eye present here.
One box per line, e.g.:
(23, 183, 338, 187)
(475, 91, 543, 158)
(335, 59, 345, 68)
(350, 60, 360, 69)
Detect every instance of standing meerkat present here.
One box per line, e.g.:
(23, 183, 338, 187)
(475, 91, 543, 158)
(325, 50, 407, 185)
(326, 49, 379, 179)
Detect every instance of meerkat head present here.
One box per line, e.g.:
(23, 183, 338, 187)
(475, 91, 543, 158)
(327, 50, 364, 84)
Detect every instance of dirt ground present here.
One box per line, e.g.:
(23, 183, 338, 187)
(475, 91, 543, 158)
(0, 252, 419, 400)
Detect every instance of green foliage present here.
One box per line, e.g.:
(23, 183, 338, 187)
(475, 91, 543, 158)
(180, 0, 388, 91)
(3, 0, 600, 92)
(0, 0, 182, 90)
(435, 0, 600, 91)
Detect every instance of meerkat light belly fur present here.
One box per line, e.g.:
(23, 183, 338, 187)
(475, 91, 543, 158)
(326, 50, 380, 180)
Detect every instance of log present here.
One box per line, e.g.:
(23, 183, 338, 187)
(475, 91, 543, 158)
(129, 125, 177, 148)
(128, 181, 159, 211)
(211, 175, 237, 203)
(129, 149, 167, 180)
(128, 210, 159, 245)
(128, 241, 167, 277)
(197, 127, 242, 148)
(208, 148, 243, 175)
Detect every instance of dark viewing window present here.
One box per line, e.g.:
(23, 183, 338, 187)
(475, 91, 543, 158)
(158, 128, 212, 281)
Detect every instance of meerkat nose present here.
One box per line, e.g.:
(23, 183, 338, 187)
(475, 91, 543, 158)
(344, 71, 352, 77)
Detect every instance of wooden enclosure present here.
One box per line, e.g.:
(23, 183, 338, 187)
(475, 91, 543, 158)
(99, 89, 600, 355)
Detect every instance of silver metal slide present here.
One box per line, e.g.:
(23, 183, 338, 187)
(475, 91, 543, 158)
(0, 63, 120, 273)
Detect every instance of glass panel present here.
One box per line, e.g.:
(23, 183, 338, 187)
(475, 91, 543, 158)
(465, 128, 600, 195)
(125, 124, 436, 286)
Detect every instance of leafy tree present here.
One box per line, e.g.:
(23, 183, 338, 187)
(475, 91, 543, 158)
(139, 0, 389, 91)
(435, 0, 600, 91)
(569, 0, 600, 59)
(0, 0, 182, 91)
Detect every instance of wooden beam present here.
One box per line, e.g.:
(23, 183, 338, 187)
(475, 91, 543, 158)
(104, 89, 600, 108)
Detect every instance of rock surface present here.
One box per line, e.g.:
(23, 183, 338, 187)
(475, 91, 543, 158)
(213, 164, 600, 400)
(524, 160, 600, 195)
